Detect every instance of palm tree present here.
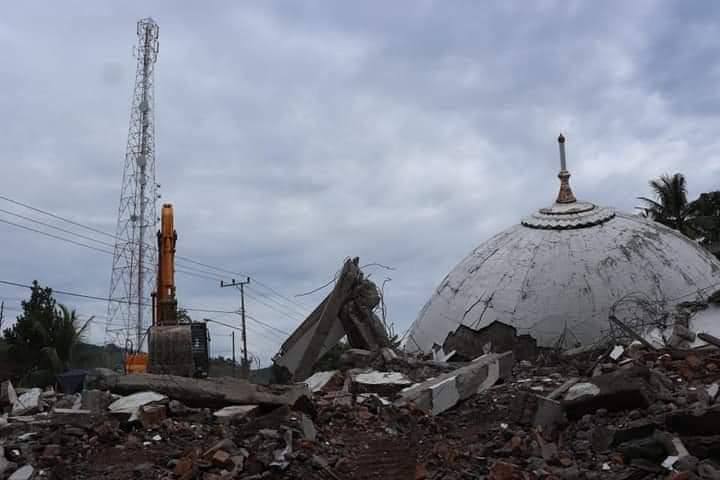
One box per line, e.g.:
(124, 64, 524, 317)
(40, 305, 93, 373)
(638, 173, 694, 237)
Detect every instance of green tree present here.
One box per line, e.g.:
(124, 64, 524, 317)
(638, 173, 694, 236)
(3, 281, 92, 376)
(688, 191, 720, 259)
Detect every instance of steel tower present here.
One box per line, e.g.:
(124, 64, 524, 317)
(106, 18, 160, 351)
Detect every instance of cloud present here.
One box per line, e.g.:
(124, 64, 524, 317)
(1, 1, 719, 365)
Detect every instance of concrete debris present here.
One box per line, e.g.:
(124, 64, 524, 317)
(80, 389, 114, 413)
(397, 351, 514, 415)
(442, 321, 538, 362)
(107, 391, 168, 421)
(350, 370, 412, 396)
(340, 348, 375, 369)
(1, 380, 17, 408)
(11, 388, 43, 416)
(0, 447, 9, 476)
(707, 382, 719, 403)
(8, 465, 34, 480)
(303, 370, 339, 392)
(137, 403, 167, 427)
(4, 332, 720, 479)
(561, 366, 654, 418)
(213, 405, 258, 422)
(380, 347, 398, 362)
(355, 393, 391, 405)
(96, 372, 309, 408)
(609, 345, 624, 361)
(273, 257, 391, 381)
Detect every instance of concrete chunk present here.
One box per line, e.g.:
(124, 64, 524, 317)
(81, 389, 114, 413)
(8, 465, 34, 480)
(562, 366, 654, 419)
(213, 405, 258, 423)
(396, 351, 514, 415)
(350, 371, 412, 396)
(1, 381, 17, 408)
(12, 388, 42, 416)
(108, 391, 167, 421)
(303, 371, 338, 393)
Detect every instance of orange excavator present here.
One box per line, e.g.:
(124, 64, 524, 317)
(124, 204, 209, 376)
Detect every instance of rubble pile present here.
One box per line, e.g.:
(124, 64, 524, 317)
(2, 340, 720, 479)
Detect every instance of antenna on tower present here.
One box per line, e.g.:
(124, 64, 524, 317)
(106, 18, 160, 351)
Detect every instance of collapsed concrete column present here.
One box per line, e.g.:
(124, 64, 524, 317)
(396, 351, 514, 415)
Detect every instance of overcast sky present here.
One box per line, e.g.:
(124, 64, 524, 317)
(1, 1, 719, 366)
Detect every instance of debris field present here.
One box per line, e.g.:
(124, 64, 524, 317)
(2, 337, 720, 480)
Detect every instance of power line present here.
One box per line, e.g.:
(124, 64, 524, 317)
(0, 207, 116, 249)
(0, 218, 114, 256)
(0, 193, 309, 315)
(0, 213, 305, 326)
(0, 278, 290, 340)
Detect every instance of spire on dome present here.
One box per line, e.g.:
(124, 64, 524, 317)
(556, 133, 576, 204)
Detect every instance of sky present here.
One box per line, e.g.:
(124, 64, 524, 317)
(1, 1, 719, 366)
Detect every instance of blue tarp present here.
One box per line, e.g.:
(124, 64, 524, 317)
(56, 369, 88, 394)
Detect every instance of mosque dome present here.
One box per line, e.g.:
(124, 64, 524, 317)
(406, 135, 720, 353)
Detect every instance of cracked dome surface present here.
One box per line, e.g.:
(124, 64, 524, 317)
(406, 212, 720, 352)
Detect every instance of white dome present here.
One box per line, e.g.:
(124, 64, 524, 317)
(406, 137, 720, 352)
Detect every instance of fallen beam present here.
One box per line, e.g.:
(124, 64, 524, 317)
(396, 351, 514, 415)
(93, 373, 309, 409)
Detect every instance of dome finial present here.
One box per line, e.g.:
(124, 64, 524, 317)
(556, 133, 576, 204)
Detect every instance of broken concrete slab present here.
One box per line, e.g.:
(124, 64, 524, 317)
(396, 351, 514, 415)
(11, 388, 43, 416)
(1, 380, 17, 409)
(213, 405, 258, 423)
(49, 408, 94, 428)
(708, 383, 719, 403)
(380, 348, 398, 362)
(340, 349, 375, 369)
(303, 371, 339, 393)
(350, 370, 412, 397)
(547, 378, 580, 400)
(8, 465, 34, 480)
(108, 391, 168, 421)
(561, 366, 654, 419)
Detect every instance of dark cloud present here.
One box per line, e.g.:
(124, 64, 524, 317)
(1, 1, 719, 364)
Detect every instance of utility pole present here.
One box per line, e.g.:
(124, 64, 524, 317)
(0, 301, 4, 332)
(231, 331, 236, 378)
(220, 277, 251, 376)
